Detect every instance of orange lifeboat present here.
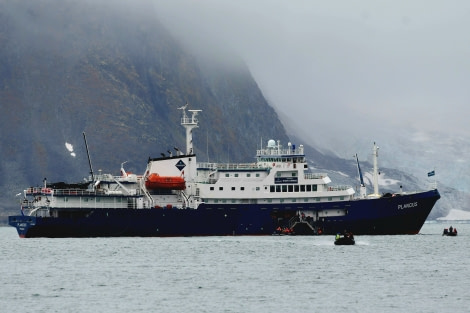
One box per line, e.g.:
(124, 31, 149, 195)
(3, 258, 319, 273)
(145, 173, 186, 190)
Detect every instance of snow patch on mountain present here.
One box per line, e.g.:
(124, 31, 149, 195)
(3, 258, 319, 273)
(65, 142, 76, 157)
(436, 209, 470, 221)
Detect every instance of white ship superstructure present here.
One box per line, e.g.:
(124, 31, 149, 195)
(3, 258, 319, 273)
(144, 107, 355, 212)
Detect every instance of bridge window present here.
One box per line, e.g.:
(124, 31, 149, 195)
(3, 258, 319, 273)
(232, 187, 235, 191)
(241, 187, 245, 191)
(225, 174, 229, 177)
(256, 187, 260, 191)
(270, 185, 275, 192)
(300, 185, 305, 192)
(256, 173, 260, 177)
(247, 173, 251, 177)
(235, 174, 239, 177)
(210, 187, 214, 191)
(306, 185, 312, 192)
(288, 185, 293, 192)
(276, 185, 281, 192)
(282, 185, 287, 192)
(294, 185, 299, 192)
(313, 185, 317, 191)
(219, 187, 223, 191)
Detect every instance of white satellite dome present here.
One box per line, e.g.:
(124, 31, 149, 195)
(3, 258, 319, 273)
(267, 139, 276, 148)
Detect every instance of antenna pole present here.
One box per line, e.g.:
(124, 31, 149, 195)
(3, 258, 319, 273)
(83, 132, 95, 183)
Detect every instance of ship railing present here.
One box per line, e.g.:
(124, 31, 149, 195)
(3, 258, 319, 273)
(49, 189, 142, 196)
(327, 185, 354, 191)
(91, 174, 142, 182)
(304, 173, 328, 179)
(198, 162, 266, 170)
(52, 189, 101, 196)
(181, 117, 198, 125)
(256, 148, 304, 156)
(23, 199, 144, 210)
(25, 187, 54, 195)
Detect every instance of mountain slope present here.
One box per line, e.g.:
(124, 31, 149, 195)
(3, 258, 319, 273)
(0, 0, 288, 219)
(0, 0, 451, 223)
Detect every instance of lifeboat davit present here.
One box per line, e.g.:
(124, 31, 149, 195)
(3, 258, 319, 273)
(145, 173, 186, 190)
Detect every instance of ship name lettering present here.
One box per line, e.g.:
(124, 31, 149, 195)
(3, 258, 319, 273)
(397, 202, 418, 210)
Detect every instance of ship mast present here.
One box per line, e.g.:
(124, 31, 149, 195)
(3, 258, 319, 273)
(83, 132, 95, 184)
(372, 142, 379, 196)
(178, 104, 201, 155)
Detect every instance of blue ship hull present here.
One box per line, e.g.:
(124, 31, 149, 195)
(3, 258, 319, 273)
(9, 189, 440, 237)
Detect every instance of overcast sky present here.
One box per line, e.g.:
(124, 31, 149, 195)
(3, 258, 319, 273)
(152, 0, 470, 167)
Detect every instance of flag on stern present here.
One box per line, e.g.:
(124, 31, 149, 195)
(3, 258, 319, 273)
(427, 170, 435, 177)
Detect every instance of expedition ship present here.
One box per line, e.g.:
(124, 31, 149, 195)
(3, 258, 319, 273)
(9, 106, 440, 237)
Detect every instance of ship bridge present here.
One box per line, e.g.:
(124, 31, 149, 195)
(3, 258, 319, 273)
(256, 140, 306, 168)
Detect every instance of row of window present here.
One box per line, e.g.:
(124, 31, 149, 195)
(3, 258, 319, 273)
(223, 172, 298, 178)
(209, 185, 318, 192)
(270, 185, 318, 192)
(225, 173, 261, 177)
(258, 157, 304, 163)
(210, 186, 258, 191)
(206, 196, 344, 204)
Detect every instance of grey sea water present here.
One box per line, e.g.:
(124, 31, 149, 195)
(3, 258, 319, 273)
(1, 222, 469, 313)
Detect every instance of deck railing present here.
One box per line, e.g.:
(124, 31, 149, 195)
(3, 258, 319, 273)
(198, 162, 266, 170)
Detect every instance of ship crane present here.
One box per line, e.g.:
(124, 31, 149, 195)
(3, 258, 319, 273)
(355, 153, 367, 199)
